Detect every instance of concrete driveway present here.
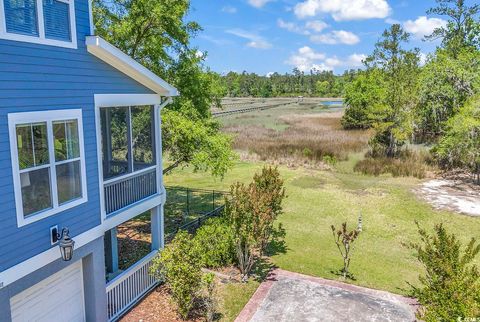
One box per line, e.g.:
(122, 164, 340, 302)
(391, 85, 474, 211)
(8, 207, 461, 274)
(235, 270, 417, 322)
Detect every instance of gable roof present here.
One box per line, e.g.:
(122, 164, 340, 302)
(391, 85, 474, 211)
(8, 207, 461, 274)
(86, 36, 178, 97)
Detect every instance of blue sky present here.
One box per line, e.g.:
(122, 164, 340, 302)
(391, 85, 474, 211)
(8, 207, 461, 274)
(187, 0, 454, 75)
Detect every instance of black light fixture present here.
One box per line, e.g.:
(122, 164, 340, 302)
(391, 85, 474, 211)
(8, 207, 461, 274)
(52, 227, 75, 261)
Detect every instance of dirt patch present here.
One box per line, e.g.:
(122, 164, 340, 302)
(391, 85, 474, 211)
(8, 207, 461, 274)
(415, 179, 480, 216)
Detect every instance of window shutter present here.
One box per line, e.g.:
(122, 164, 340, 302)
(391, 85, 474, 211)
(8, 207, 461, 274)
(43, 0, 71, 41)
(4, 0, 39, 36)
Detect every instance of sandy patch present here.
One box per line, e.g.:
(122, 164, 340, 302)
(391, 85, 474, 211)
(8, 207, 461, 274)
(416, 179, 480, 216)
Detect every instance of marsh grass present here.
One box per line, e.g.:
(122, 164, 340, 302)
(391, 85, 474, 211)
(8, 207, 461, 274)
(224, 112, 370, 167)
(354, 150, 434, 179)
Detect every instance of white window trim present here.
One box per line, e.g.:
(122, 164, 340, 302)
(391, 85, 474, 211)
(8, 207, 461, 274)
(8, 109, 88, 227)
(0, 0, 77, 49)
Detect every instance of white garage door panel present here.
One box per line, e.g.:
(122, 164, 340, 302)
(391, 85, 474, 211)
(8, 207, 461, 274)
(10, 261, 85, 322)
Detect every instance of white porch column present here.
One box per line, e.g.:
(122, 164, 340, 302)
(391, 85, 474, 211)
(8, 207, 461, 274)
(151, 204, 165, 250)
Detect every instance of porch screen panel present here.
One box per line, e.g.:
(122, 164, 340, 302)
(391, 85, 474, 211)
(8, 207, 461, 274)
(132, 106, 156, 171)
(101, 107, 129, 179)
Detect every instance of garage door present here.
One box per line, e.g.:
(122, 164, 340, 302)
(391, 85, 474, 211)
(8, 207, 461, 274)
(10, 260, 86, 322)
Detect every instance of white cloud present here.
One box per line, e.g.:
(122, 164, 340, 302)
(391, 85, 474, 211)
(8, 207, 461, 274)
(305, 20, 329, 33)
(277, 19, 329, 35)
(286, 46, 326, 72)
(221, 6, 237, 14)
(310, 30, 360, 45)
(285, 46, 366, 72)
(195, 50, 205, 59)
(294, 0, 391, 21)
(347, 53, 367, 67)
(277, 19, 309, 34)
(419, 52, 428, 66)
(403, 16, 447, 39)
(226, 29, 273, 49)
(248, 0, 274, 8)
(266, 72, 275, 77)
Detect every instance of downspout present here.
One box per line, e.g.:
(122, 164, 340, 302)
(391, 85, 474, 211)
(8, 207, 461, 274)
(158, 96, 173, 203)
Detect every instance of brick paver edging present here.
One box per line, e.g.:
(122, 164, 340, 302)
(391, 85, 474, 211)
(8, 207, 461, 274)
(234, 269, 419, 322)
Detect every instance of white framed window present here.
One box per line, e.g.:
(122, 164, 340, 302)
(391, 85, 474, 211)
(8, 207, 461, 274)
(0, 0, 77, 49)
(8, 109, 88, 227)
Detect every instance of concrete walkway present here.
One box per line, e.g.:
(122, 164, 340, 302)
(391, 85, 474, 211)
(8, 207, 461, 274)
(235, 270, 417, 322)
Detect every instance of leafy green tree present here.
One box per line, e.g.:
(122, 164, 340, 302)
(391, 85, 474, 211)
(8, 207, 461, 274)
(407, 222, 480, 321)
(162, 108, 236, 178)
(342, 69, 388, 129)
(365, 24, 420, 157)
(434, 96, 480, 183)
(417, 49, 480, 139)
(93, 0, 234, 177)
(426, 0, 480, 55)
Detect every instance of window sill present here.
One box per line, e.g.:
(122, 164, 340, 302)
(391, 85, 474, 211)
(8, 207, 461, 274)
(0, 31, 77, 49)
(17, 196, 88, 227)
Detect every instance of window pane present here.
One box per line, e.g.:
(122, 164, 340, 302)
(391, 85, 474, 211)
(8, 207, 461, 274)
(4, 0, 39, 36)
(16, 122, 49, 170)
(132, 106, 155, 171)
(56, 160, 82, 204)
(43, 0, 71, 41)
(54, 119, 79, 161)
(21, 167, 52, 216)
(101, 107, 129, 179)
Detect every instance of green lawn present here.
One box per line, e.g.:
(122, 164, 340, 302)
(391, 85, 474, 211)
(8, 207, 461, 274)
(165, 160, 480, 292)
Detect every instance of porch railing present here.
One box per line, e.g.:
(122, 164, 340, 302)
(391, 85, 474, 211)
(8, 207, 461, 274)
(104, 168, 158, 216)
(106, 250, 159, 322)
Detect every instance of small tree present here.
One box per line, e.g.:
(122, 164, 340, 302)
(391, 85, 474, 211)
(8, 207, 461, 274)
(253, 166, 286, 254)
(225, 182, 259, 281)
(150, 231, 202, 320)
(225, 166, 286, 280)
(331, 222, 360, 279)
(407, 222, 480, 321)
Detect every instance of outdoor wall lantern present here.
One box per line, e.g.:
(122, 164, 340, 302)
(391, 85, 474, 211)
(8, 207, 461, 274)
(52, 227, 75, 261)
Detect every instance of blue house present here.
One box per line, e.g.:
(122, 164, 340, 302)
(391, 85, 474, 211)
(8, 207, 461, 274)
(0, 0, 177, 321)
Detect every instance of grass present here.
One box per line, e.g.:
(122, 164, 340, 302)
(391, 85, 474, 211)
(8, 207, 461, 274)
(222, 107, 370, 167)
(164, 161, 480, 296)
(217, 280, 260, 322)
(162, 103, 479, 320)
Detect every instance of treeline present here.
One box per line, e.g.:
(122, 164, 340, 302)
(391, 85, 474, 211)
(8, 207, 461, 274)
(342, 0, 480, 183)
(221, 69, 358, 97)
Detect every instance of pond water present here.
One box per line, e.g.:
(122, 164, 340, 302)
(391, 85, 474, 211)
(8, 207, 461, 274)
(321, 100, 344, 107)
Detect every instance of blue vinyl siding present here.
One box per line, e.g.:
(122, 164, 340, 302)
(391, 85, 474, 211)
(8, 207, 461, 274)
(43, 0, 71, 41)
(0, 0, 155, 271)
(4, 0, 39, 36)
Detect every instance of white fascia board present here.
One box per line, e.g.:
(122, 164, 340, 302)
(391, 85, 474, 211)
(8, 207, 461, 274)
(86, 36, 179, 97)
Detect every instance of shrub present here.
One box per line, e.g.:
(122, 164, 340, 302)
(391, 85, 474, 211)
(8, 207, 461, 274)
(407, 222, 480, 321)
(150, 231, 202, 320)
(323, 155, 338, 166)
(194, 217, 235, 268)
(201, 273, 217, 322)
(354, 150, 429, 179)
(331, 222, 360, 279)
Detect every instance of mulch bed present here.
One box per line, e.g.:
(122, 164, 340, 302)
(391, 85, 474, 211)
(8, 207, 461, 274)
(120, 285, 204, 322)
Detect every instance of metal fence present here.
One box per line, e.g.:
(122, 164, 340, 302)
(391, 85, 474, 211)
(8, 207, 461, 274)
(164, 186, 229, 236)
